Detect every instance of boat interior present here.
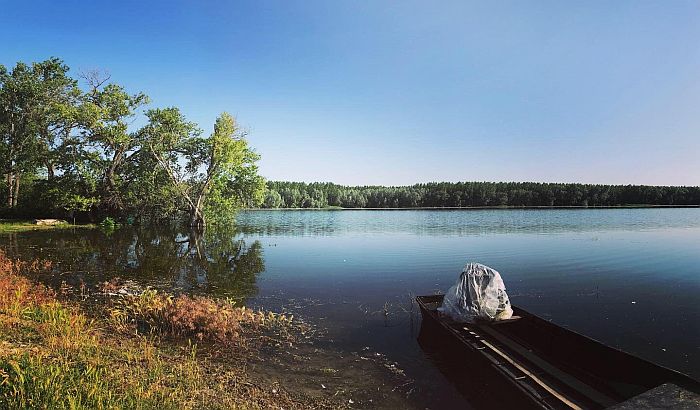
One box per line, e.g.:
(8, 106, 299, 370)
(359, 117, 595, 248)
(416, 294, 699, 410)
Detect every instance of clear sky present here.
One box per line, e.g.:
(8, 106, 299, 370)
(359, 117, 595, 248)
(2, 1, 699, 186)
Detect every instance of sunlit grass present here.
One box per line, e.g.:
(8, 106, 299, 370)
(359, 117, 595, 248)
(0, 219, 94, 233)
(0, 250, 307, 409)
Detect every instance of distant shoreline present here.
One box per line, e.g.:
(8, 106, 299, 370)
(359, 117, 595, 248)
(264, 181, 700, 209)
(247, 204, 699, 211)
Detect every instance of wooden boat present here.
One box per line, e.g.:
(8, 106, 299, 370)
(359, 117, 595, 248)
(416, 294, 700, 409)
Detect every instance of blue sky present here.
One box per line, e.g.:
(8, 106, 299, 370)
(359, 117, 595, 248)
(2, 1, 699, 186)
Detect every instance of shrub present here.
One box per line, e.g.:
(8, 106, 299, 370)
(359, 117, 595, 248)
(110, 289, 293, 346)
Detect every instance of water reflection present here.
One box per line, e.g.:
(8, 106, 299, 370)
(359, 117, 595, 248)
(0, 226, 265, 302)
(236, 208, 700, 237)
(2, 209, 699, 409)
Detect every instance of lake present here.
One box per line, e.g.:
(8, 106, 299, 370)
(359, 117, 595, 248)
(2, 208, 699, 408)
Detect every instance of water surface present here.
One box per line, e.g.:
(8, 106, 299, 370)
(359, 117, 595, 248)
(2, 208, 698, 408)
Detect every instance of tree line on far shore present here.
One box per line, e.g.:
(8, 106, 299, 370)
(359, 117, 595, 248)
(0, 58, 264, 227)
(262, 181, 700, 209)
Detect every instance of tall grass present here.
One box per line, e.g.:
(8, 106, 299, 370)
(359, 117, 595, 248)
(0, 250, 307, 409)
(108, 288, 294, 347)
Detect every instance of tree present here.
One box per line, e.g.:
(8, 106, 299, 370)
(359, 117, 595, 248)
(0, 58, 79, 207)
(142, 109, 264, 228)
(78, 71, 149, 214)
(263, 190, 283, 208)
(261, 181, 700, 209)
(62, 194, 98, 224)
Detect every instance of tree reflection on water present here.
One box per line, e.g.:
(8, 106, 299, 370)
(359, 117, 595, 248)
(0, 225, 265, 303)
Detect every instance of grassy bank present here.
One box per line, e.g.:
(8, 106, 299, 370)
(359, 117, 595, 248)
(0, 220, 94, 233)
(0, 251, 318, 409)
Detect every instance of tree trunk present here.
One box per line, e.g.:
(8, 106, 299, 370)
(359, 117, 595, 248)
(101, 150, 125, 213)
(189, 228, 205, 260)
(7, 122, 16, 208)
(46, 160, 55, 179)
(5, 173, 19, 208)
(12, 174, 20, 207)
(6, 173, 13, 208)
(150, 147, 208, 229)
(189, 206, 205, 230)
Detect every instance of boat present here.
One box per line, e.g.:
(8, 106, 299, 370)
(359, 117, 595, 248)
(416, 294, 700, 409)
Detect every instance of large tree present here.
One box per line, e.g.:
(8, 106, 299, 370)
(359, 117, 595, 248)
(78, 72, 149, 214)
(0, 58, 78, 207)
(141, 109, 264, 228)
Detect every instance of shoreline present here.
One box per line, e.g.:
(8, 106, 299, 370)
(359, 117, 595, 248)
(246, 204, 699, 211)
(0, 251, 415, 409)
(0, 220, 95, 233)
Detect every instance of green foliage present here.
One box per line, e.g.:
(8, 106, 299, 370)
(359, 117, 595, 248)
(263, 189, 283, 208)
(263, 181, 700, 208)
(0, 58, 79, 208)
(142, 110, 264, 227)
(98, 217, 119, 229)
(62, 194, 98, 214)
(78, 77, 149, 214)
(1, 57, 695, 221)
(0, 58, 265, 226)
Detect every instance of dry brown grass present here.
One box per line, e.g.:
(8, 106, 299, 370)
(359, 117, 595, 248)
(0, 255, 55, 316)
(105, 286, 296, 349)
(0, 250, 333, 409)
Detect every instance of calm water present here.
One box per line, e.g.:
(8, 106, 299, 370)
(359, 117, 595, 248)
(2, 208, 699, 407)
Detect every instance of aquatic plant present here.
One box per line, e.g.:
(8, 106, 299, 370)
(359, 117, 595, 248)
(98, 217, 121, 234)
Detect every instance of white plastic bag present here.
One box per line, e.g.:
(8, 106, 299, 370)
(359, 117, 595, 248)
(439, 262, 513, 323)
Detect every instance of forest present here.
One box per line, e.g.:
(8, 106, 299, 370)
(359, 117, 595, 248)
(0, 58, 265, 227)
(263, 181, 700, 208)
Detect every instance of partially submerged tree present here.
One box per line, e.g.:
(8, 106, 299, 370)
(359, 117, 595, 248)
(141, 109, 264, 228)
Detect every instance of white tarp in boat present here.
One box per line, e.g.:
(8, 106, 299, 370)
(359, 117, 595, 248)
(439, 262, 513, 323)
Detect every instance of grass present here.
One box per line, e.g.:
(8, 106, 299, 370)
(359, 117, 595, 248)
(0, 251, 319, 409)
(106, 287, 296, 348)
(0, 219, 94, 233)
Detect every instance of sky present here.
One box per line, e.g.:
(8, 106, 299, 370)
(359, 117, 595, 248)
(2, 1, 699, 186)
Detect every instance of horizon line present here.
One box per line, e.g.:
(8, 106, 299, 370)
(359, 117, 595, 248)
(265, 180, 700, 189)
